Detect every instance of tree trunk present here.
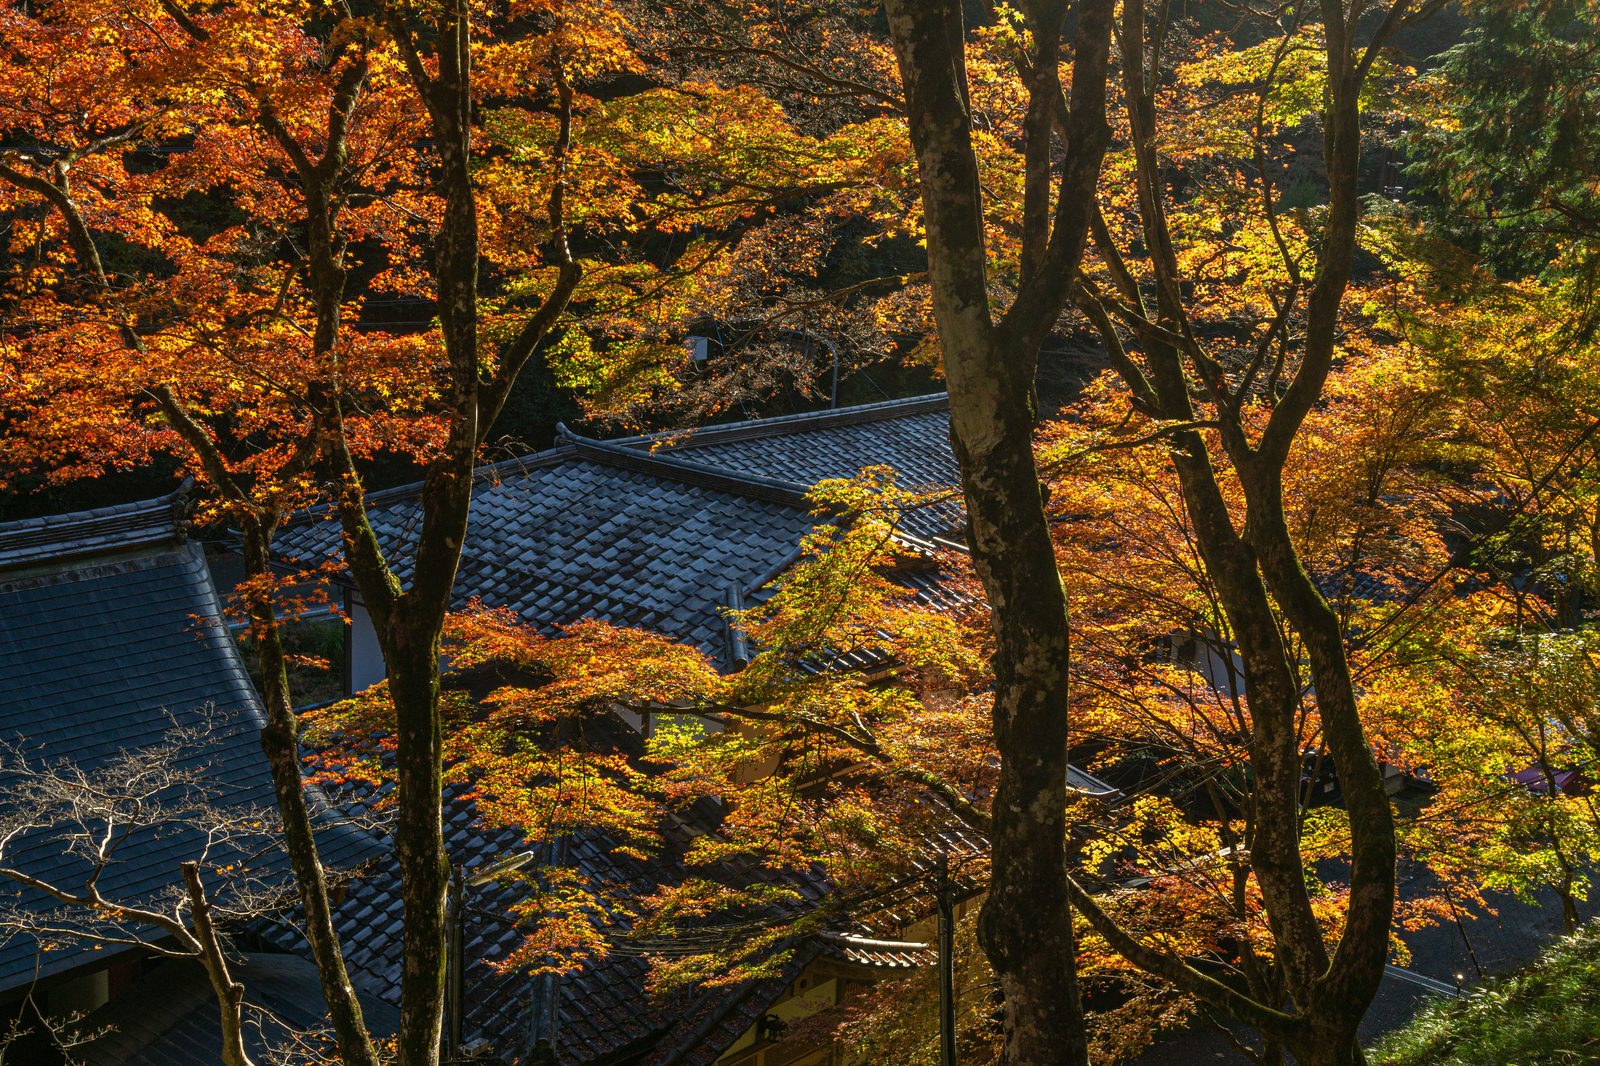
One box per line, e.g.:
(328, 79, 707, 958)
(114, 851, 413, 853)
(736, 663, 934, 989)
(387, 645, 452, 1065)
(182, 862, 255, 1066)
(1234, 34, 1397, 1053)
(346, 1, 582, 1057)
(1071, 0, 1406, 1054)
(1245, 487, 1396, 1031)
(1289, 1018, 1373, 1066)
(880, 0, 1114, 1060)
(329, 438, 465, 1066)
(385, 1, 479, 1052)
(956, 396, 1090, 1066)
(372, 546, 476, 1066)
(1164, 446, 1331, 1006)
(0, 157, 383, 1066)
(238, 522, 382, 1066)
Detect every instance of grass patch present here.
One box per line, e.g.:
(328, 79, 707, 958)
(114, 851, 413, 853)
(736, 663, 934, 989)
(1372, 920, 1600, 1065)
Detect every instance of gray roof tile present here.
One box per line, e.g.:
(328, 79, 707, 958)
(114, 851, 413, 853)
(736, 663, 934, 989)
(262, 397, 977, 1062)
(75, 952, 399, 1066)
(0, 496, 381, 994)
(610, 395, 963, 540)
(281, 726, 841, 1066)
(277, 394, 964, 676)
(279, 450, 823, 672)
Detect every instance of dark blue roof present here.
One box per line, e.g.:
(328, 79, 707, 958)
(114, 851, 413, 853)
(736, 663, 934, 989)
(276, 395, 963, 673)
(283, 734, 841, 1066)
(0, 494, 379, 993)
(279, 449, 820, 671)
(305, 806, 708, 1064)
(0, 489, 192, 572)
(262, 396, 974, 1061)
(611, 394, 962, 540)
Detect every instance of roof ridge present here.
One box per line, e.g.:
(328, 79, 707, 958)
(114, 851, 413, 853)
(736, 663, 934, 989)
(369, 443, 582, 507)
(557, 426, 818, 510)
(282, 395, 949, 530)
(604, 393, 950, 452)
(0, 483, 192, 573)
(281, 445, 582, 529)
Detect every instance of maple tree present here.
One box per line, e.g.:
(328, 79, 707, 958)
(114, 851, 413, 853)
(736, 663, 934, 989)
(1035, 14, 1600, 1038)
(1032, 344, 1455, 1062)
(0, 1, 915, 1063)
(300, 472, 992, 973)
(9, 0, 1600, 1063)
(830, 0, 1437, 1060)
(0, 5, 391, 1062)
(1008, 1, 1445, 1059)
(342, 334, 1527, 1066)
(0, 0, 1124, 1060)
(876, 0, 1117, 1060)
(1375, 616, 1600, 932)
(1354, 223, 1600, 939)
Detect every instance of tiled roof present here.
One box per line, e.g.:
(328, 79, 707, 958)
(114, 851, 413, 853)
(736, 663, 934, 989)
(290, 719, 836, 1066)
(0, 488, 192, 573)
(287, 701, 986, 1066)
(276, 396, 964, 675)
(0, 493, 379, 994)
(277, 447, 823, 672)
(1317, 568, 1405, 606)
(646, 945, 823, 1066)
(278, 794, 540, 1058)
(609, 395, 963, 540)
(816, 931, 932, 970)
(264, 396, 984, 1062)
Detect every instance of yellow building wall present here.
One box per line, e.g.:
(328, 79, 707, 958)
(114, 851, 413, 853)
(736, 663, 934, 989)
(716, 971, 843, 1066)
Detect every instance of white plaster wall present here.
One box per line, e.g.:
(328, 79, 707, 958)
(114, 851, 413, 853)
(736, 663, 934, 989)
(347, 592, 387, 694)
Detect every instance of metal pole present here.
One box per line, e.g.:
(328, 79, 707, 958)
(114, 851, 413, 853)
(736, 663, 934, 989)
(936, 853, 956, 1066)
(446, 864, 465, 1062)
(1441, 880, 1483, 981)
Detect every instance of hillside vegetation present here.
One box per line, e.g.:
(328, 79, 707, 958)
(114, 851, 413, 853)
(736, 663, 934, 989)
(1374, 922, 1600, 1066)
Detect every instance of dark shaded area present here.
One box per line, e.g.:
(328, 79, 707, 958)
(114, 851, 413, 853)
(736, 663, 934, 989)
(73, 953, 399, 1066)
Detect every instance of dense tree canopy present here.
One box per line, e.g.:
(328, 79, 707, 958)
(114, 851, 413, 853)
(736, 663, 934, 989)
(5, 0, 1600, 1064)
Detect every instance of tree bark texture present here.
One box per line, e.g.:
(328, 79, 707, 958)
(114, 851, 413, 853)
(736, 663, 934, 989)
(881, 0, 1113, 1061)
(239, 522, 383, 1066)
(1073, 2, 1409, 1060)
(182, 861, 255, 1066)
(353, 2, 581, 1060)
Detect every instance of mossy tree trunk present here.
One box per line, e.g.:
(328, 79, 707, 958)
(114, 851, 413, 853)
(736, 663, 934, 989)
(881, 0, 1115, 1060)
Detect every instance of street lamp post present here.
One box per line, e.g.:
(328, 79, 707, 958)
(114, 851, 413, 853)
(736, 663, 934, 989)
(444, 850, 540, 1063)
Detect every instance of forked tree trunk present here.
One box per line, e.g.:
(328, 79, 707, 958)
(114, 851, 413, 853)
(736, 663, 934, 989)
(182, 862, 256, 1066)
(384, 3, 480, 1057)
(1077, 2, 1404, 1059)
(881, 0, 1114, 1060)
(329, 431, 473, 1066)
(388, 641, 453, 1065)
(343, 1, 581, 1058)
